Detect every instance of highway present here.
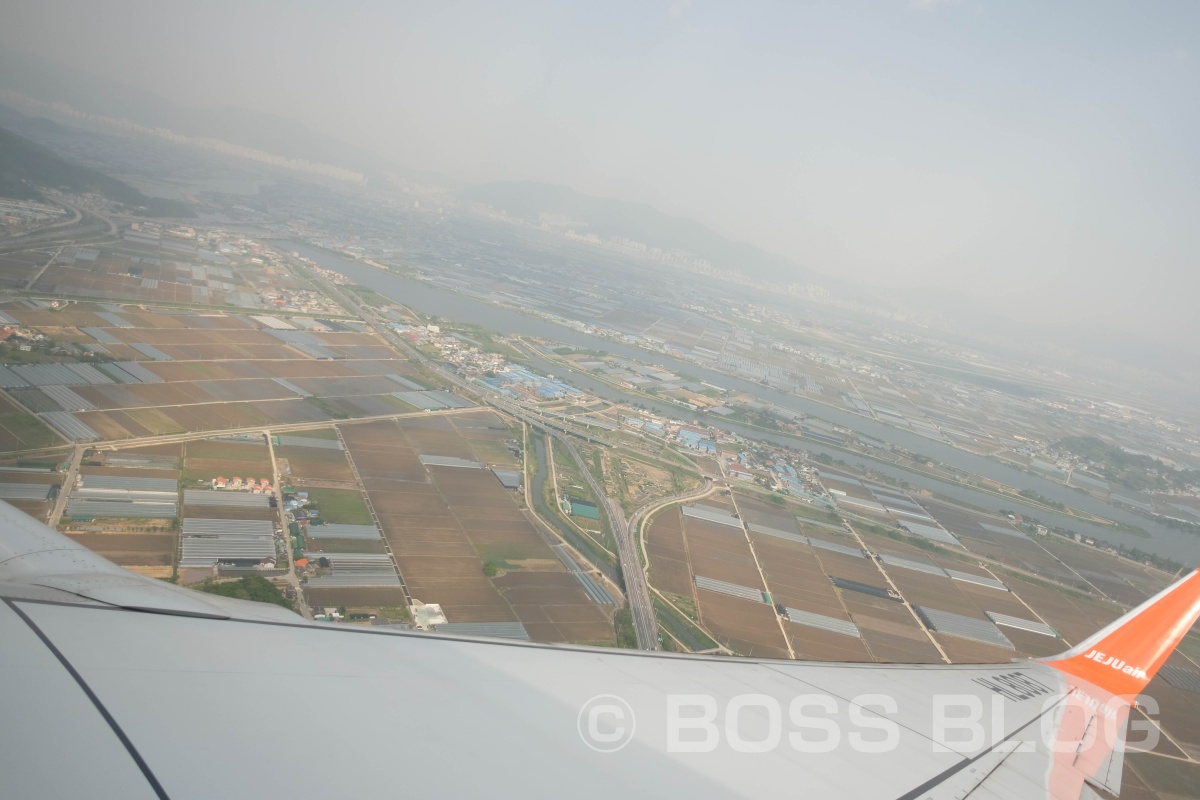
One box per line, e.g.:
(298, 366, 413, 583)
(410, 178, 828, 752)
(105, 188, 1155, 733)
(0, 196, 118, 256)
(47, 444, 85, 527)
(626, 477, 716, 650)
(557, 435, 659, 650)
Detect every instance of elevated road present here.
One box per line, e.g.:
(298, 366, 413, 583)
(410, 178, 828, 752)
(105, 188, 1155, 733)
(47, 444, 85, 527)
(630, 478, 716, 574)
(0, 197, 117, 256)
(626, 478, 716, 651)
(558, 435, 660, 650)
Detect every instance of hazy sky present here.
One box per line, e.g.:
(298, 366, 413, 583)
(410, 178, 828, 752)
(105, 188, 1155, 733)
(3, 1, 1199, 347)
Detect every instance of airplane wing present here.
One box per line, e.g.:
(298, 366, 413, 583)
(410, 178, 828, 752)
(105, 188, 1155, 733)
(2, 500, 1197, 799)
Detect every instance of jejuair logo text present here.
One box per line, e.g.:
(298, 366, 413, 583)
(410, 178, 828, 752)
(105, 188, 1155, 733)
(1083, 649, 1147, 680)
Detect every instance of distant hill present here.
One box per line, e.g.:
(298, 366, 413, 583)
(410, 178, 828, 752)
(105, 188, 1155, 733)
(0, 125, 193, 216)
(460, 181, 814, 284)
(0, 47, 405, 186)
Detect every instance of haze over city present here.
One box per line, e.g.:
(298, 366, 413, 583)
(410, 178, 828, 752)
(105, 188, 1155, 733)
(6, 5, 1200, 798)
(2, 0, 1198, 356)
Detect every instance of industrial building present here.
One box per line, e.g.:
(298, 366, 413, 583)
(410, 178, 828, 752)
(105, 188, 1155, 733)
(563, 496, 600, 520)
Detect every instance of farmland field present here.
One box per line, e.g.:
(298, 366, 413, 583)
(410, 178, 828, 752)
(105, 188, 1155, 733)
(304, 487, 372, 524)
(340, 415, 615, 643)
(676, 506, 792, 659)
(0, 394, 60, 450)
(0, 300, 448, 445)
(278, 444, 355, 484)
(184, 439, 271, 485)
(65, 532, 176, 567)
(0, 249, 46, 286)
(644, 507, 694, 597)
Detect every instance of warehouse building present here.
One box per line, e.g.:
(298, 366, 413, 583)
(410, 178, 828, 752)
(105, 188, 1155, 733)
(563, 496, 600, 520)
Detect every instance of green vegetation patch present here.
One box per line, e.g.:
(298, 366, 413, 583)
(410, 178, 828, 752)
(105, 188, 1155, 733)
(305, 538, 387, 554)
(191, 575, 294, 612)
(380, 394, 419, 412)
(782, 501, 840, 525)
(344, 284, 391, 307)
(125, 408, 187, 436)
(179, 362, 223, 378)
(446, 323, 526, 362)
(287, 427, 340, 440)
(375, 606, 411, 623)
(277, 446, 349, 472)
(475, 542, 553, 564)
(653, 596, 718, 651)
(0, 408, 59, 449)
(1110, 545, 1183, 574)
(1018, 488, 1066, 511)
(186, 439, 268, 462)
(466, 437, 519, 467)
(304, 395, 349, 420)
(305, 487, 372, 525)
(613, 608, 637, 648)
(1057, 435, 1194, 493)
(663, 591, 700, 623)
(995, 568, 1097, 602)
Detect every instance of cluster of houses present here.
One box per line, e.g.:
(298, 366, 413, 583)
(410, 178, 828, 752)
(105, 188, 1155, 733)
(283, 491, 310, 513)
(258, 284, 344, 315)
(210, 476, 275, 494)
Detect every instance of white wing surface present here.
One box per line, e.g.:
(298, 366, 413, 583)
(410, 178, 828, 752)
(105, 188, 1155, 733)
(2, 501, 1196, 799)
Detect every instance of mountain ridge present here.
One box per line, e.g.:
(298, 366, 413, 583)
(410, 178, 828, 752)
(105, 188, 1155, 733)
(0, 124, 193, 216)
(0, 48, 374, 176)
(460, 180, 819, 286)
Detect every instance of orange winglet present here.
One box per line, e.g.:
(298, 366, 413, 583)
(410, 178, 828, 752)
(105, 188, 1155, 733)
(1040, 569, 1200, 698)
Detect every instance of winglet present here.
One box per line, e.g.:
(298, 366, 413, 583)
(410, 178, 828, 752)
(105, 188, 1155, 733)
(1039, 569, 1200, 697)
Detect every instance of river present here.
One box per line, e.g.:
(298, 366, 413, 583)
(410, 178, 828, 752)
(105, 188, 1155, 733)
(287, 241, 1200, 564)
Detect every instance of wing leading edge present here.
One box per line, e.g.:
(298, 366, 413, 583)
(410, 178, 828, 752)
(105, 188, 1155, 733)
(1, 500, 1198, 799)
